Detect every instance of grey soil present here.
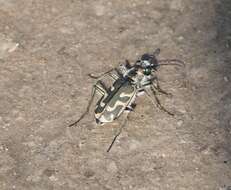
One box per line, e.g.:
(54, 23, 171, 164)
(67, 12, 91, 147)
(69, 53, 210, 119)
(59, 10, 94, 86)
(0, 0, 231, 190)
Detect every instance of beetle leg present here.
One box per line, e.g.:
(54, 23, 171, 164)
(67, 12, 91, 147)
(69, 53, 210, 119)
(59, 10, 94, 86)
(125, 103, 136, 111)
(150, 76, 172, 97)
(145, 87, 174, 116)
(107, 111, 130, 152)
(68, 86, 97, 127)
(152, 80, 173, 97)
(153, 48, 160, 56)
(95, 81, 109, 95)
(88, 69, 114, 79)
(69, 80, 111, 127)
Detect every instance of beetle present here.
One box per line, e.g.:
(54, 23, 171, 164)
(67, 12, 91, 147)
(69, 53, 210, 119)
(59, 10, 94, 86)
(69, 49, 185, 152)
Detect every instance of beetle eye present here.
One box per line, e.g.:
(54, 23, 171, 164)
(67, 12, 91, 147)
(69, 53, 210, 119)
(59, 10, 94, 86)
(143, 68, 151, 75)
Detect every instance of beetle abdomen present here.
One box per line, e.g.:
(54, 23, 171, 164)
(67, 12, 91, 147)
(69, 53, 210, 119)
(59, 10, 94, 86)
(95, 82, 136, 123)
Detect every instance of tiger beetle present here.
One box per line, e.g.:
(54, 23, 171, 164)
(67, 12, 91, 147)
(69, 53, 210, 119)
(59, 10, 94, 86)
(69, 49, 185, 152)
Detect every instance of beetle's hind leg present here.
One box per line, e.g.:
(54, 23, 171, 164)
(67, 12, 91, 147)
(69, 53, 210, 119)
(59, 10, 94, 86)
(107, 111, 130, 152)
(145, 87, 174, 116)
(68, 86, 97, 127)
(107, 96, 136, 152)
(68, 81, 109, 127)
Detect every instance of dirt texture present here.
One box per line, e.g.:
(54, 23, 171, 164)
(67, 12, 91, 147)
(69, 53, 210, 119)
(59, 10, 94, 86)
(0, 0, 231, 190)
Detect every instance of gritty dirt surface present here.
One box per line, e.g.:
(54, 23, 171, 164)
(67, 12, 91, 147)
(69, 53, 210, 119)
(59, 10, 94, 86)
(0, 0, 231, 190)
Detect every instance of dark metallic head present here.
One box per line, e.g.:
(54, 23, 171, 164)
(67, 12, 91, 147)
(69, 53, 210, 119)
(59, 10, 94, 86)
(135, 53, 159, 75)
(140, 53, 158, 67)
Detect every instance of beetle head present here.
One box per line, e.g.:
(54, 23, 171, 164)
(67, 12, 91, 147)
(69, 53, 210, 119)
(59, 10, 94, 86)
(137, 53, 158, 67)
(135, 53, 159, 75)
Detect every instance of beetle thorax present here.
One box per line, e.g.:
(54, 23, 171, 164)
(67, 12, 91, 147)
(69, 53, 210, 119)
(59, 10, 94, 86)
(132, 71, 151, 88)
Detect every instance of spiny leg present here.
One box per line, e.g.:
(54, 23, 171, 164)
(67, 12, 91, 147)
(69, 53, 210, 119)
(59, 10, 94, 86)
(153, 79, 172, 97)
(107, 110, 130, 152)
(68, 86, 97, 127)
(88, 68, 114, 79)
(153, 48, 160, 56)
(145, 87, 174, 116)
(69, 80, 109, 127)
(150, 77, 172, 97)
(150, 87, 174, 116)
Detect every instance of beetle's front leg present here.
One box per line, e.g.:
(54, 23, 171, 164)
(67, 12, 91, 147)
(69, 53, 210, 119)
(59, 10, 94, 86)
(145, 87, 174, 116)
(150, 77, 172, 97)
(153, 80, 172, 97)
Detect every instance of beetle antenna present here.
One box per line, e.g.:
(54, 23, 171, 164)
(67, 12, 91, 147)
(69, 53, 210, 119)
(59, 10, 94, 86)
(158, 59, 185, 67)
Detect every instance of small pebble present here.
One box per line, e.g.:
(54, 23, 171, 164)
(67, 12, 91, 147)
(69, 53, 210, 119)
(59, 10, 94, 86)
(180, 139, 186, 144)
(49, 175, 58, 181)
(177, 120, 183, 126)
(224, 76, 229, 82)
(178, 36, 184, 41)
(84, 170, 95, 178)
(94, 5, 105, 16)
(178, 108, 187, 114)
(129, 140, 141, 150)
(0, 34, 19, 58)
(8, 43, 19, 52)
(170, 0, 184, 11)
(192, 85, 197, 91)
(107, 161, 118, 173)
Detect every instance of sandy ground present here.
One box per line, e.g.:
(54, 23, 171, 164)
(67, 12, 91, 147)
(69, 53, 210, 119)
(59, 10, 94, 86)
(0, 0, 231, 189)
